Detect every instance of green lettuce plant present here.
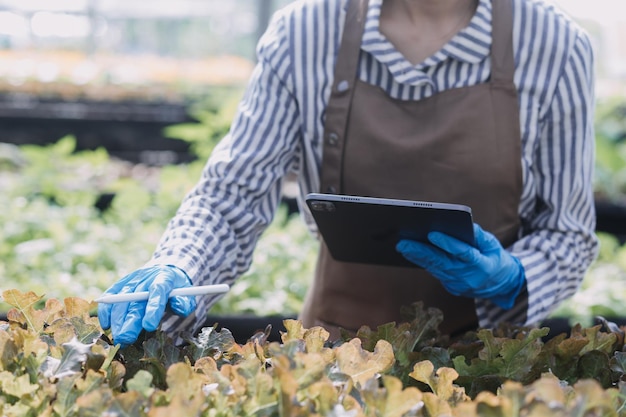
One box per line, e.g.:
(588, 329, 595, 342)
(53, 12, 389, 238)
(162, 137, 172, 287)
(2, 289, 626, 417)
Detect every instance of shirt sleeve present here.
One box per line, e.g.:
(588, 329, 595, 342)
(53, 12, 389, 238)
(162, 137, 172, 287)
(146, 11, 302, 335)
(477, 30, 599, 328)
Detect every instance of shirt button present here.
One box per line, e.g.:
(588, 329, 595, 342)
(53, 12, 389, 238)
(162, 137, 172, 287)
(326, 132, 339, 146)
(336, 80, 349, 93)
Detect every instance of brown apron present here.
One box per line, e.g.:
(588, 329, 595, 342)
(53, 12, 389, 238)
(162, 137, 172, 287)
(300, 0, 523, 338)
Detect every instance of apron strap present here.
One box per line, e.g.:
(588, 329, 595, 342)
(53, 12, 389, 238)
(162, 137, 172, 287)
(490, 0, 515, 84)
(320, 0, 369, 194)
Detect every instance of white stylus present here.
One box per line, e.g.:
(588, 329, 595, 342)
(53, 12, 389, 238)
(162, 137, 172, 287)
(94, 284, 230, 304)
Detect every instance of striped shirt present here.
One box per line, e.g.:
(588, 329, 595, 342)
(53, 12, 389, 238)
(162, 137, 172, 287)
(150, 0, 599, 335)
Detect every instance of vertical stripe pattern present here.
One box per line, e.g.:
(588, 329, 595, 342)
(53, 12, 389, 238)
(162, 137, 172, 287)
(151, 0, 598, 336)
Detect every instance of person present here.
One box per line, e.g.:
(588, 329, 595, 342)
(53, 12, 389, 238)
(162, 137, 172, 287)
(98, 0, 599, 346)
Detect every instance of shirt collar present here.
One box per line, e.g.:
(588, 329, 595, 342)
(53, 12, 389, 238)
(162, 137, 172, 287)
(362, 0, 493, 85)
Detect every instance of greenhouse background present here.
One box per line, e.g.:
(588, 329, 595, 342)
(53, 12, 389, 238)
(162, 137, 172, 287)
(1, 0, 626, 338)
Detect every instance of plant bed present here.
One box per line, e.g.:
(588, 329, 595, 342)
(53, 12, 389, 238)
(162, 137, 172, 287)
(3, 289, 626, 416)
(204, 314, 296, 345)
(0, 312, 582, 345)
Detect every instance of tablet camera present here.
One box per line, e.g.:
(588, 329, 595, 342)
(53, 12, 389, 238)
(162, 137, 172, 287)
(310, 201, 336, 212)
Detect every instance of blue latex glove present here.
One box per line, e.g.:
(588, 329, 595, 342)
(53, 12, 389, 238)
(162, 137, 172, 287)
(98, 265, 197, 346)
(396, 223, 525, 310)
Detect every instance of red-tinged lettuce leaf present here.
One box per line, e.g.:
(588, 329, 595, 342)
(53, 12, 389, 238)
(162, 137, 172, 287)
(0, 329, 19, 371)
(449, 334, 484, 362)
(61, 297, 97, 319)
(3, 290, 63, 333)
(247, 323, 273, 347)
(272, 354, 305, 416)
(595, 316, 625, 350)
(193, 356, 218, 375)
(526, 332, 567, 381)
(549, 337, 589, 383)
(536, 325, 618, 385)
(578, 325, 618, 355)
(577, 350, 612, 388)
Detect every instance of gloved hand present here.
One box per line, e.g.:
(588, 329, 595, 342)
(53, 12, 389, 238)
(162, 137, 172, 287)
(396, 223, 525, 310)
(98, 265, 197, 346)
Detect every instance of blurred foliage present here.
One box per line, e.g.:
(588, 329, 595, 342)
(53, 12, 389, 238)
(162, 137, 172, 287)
(163, 86, 244, 160)
(0, 134, 317, 315)
(0, 85, 317, 316)
(550, 232, 626, 326)
(594, 99, 626, 204)
(4, 94, 626, 325)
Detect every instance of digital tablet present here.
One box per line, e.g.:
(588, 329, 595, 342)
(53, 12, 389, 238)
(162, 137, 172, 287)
(305, 193, 475, 268)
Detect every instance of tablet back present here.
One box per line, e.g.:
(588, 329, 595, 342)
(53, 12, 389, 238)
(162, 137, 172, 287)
(305, 193, 474, 268)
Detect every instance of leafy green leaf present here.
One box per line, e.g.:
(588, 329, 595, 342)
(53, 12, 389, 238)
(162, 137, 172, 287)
(41, 337, 93, 379)
(52, 375, 81, 417)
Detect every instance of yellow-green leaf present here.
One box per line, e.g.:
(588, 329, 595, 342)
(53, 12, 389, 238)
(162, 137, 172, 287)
(335, 338, 394, 387)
